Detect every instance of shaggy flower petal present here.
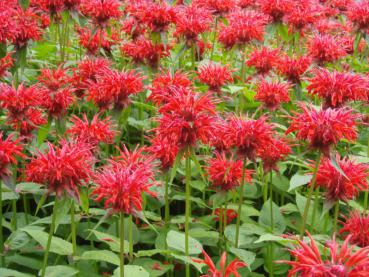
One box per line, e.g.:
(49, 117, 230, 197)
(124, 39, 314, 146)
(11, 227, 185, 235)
(246, 47, 280, 75)
(307, 34, 346, 65)
(0, 133, 24, 178)
(255, 79, 291, 110)
(276, 55, 311, 83)
(80, 0, 121, 27)
(197, 62, 233, 93)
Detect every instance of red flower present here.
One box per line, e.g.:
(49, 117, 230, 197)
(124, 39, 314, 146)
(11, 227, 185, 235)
(31, 0, 65, 14)
(219, 10, 269, 48)
(284, 1, 320, 32)
(92, 145, 156, 214)
(11, 7, 43, 48)
(121, 17, 145, 40)
(63, 0, 80, 11)
(347, 0, 369, 31)
(80, 0, 121, 27)
(276, 55, 311, 83)
(67, 114, 117, 147)
(237, 0, 254, 8)
(38, 66, 70, 91)
(331, 0, 353, 11)
(206, 151, 251, 191)
(0, 83, 46, 136)
(313, 155, 369, 202)
(174, 5, 212, 43)
(149, 135, 178, 172)
(258, 137, 291, 173)
(193, 0, 237, 15)
(148, 70, 192, 106)
(255, 79, 291, 110)
(77, 26, 120, 55)
(0, 133, 24, 179)
(0, 5, 15, 44)
(0, 52, 14, 78)
(307, 34, 346, 65)
(278, 232, 369, 277)
(155, 89, 217, 151)
(340, 211, 369, 247)
(224, 115, 275, 160)
(259, 0, 293, 22)
(87, 68, 143, 110)
(208, 117, 230, 151)
(246, 47, 280, 75)
(26, 140, 94, 199)
(193, 250, 247, 277)
(121, 37, 170, 68)
(197, 63, 233, 94)
(307, 68, 368, 108)
(214, 208, 238, 224)
(286, 104, 359, 155)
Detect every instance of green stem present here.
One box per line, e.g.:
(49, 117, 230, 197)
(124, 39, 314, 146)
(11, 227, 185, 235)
(185, 153, 191, 277)
(41, 197, 59, 277)
(164, 172, 170, 229)
(129, 215, 133, 262)
(191, 44, 196, 70)
(0, 180, 3, 267)
(269, 171, 274, 231)
(71, 200, 77, 257)
(210, 17, 218, 60)
(120, 212, 125, 277)
(300, 153, 322, 239)
(235, 158, 247, 247)
(11, 200, 17, 230)
(333, 201, 340, 233)
(311, 187, 320, 233)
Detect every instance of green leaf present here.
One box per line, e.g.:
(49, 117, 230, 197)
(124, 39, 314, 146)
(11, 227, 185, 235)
(6, 254, 43, 270)
(37, 118, 52, 146)
(22, 228, 73, 255)
(5, 230, 29, 250)
(80, 250, 120, 266)
(229, 247, 256, 268)
(136, 249, 171, 258)
(133, 258, 173, 277)
(224, 224, 257, 247)
(258, 199, 286, 234)
(171, 254, 205, 273)
(113, 265, 149, 277)
(166, 230, 202, 255)
(0, 268, 33, 277)
(15, 182, 44, 195)
(40, 266, 78, 277)
(254, 233, 294, 244)
(329, 153, 349, 179)
(89, 229, 129, 253)
(289, 174, 312, 192)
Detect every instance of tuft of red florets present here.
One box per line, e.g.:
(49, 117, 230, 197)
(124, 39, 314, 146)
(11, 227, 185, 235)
(340, 211, 369, 247)
(67, 114, 117, 147)
(77, 26, 120, 55)
(286, 104, 359, 155)
(92, 145, 156, 214)
(197, 62, 233, 94)
(193, 0, 237, 16)
(307, 34, 346, 65)
(313, 155, 369, 202)
(255, 79, 291, 110)
(276, 55, 311, 83)
(0, 133, 24, 179)
(347, 0, 369, 31)
(80, 0, 121, 27)
(246, 47, 280, 75)
(307, 68, 369, 108)
(0, 52, 14, 78)
(206, 151, 251, 191)
(258, 137, 291, 173)
(259, 0, 293, 22)
(214, 208, 238, 224)
(148, 135, 178, 172)
(224, 115, 275, 160)
(26, 140, 94, 199)
(278, 232, 369, 277)
(192, 250, 247, 277)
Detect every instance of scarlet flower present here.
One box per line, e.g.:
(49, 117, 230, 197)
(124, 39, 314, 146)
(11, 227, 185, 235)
(121, 37, 170, 69)
(11, 7, 43, 48)
(121, 17, 145, 40)
(259, 0, 293, 22)
(214, 208, 238, 224)
(237, 0, 254, 8)
(284, 1, 320, 32)
(38, 66, 70, 91)
(347, 0, 369, 31)
(193, 0, 237, 16)
(64, 0, 80, 11)
(87, 68, 143, 110)
(197, 63, 233, 94)
(246, 47, 280, 75)
(276, 55, 311, 83)
(195, 39, 211, 60)
(331, 0, 353, 11)
(0, 83, 47, 136)
(174, 5, 212, 43)
(307, 34, 347, 65)
(279, 232, 369, 277)
(307, 68, 368, 108)
(313, 155, 369, 202)
(0, 133, 24, 179)
(340, 211, 369, 247)
(31, 0, 65, 14)
(258, 137, 291, 173)
(77, 26, 120, 55)
(209, 117, 229, 151)
(26, 140, 94, 199)
(286, 104, 359, 155)
(148, 70, 192, 106)
(224, 115, 275, 160)
(80, 0, 121, 27)
(193, 250, 246, 277)
(149, 135, 178, 172)
(0, 6, 15, 44)
(255, 79, 291, 110)
(155, 89, 217, 151)
(0, 52, 14, 78)
(219, 10, 269, 48)
(341, 35, 366, 55)
(67, 114, 117, 147)
(206, 151, 251, 191)
(92, 146, 156, 214)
